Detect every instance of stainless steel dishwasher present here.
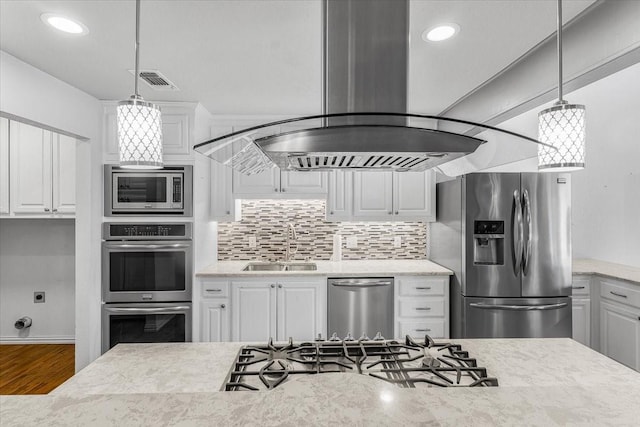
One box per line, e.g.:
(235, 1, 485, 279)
(328, 278, 394, 340)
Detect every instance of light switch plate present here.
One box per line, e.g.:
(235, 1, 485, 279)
(248, 236, 257, 248)
(346, 236, 358, 248)
(394, 236, 402, 248)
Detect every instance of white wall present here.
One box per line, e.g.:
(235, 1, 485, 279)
(497, 63, 640, 267)
(0, 219, 75, 342)
(0, 50, 103, 370)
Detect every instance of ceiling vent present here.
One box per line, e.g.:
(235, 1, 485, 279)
(128, 69, 179, 91)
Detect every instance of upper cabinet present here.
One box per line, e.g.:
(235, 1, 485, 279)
(102, 102, 195, 163)
(0, 117, 9, 214)
(5, 120, 76, 217)
(233, 168, 327, 198)
(328, 170, 435, 222)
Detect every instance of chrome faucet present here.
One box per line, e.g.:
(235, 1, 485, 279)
(285, 223, 298, 262)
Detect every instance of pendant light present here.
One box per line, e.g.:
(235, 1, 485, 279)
(538, 0, 585, 172)
(117, 0, 163, 169)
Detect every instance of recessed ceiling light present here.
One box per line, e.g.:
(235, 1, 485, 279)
(41, 13, 89, 35)
(422, 24, 459, 42)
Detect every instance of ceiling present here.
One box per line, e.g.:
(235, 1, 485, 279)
(0, 0, 596, 118)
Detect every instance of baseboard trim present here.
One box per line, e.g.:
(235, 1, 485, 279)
(0, 336, 75, 344)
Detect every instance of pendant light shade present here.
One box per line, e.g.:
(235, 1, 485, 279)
(117, 97, 163, 168)
(538, 103, 585, 171)
(538, 0, 585, 172)
(117, 0, 163, 169)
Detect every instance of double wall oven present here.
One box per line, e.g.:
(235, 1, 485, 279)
(102, 222, 193, 353)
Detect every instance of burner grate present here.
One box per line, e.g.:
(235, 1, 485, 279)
(223, 335, 498, 391)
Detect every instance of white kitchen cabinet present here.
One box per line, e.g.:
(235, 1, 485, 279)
(600, 300, 640, 371)
(209, 126, 241, 221)
(201, 301, 230, 342)
(230, 278, 326, 342)
(326, 171, 352, 220)
(571, 275, 591, 347)
(102, 101, 194, 162)
(394, 275, 450, 340)
(0, 117, 9, 214)
(332, 170, 435, 221)
(8, 121, 75, 216)
(233, 169, 327, 197)
(572, 297, 591, 347)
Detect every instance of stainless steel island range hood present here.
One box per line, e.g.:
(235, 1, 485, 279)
(194, 0, 551, 175)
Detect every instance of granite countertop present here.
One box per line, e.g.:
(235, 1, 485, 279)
(196, 259, 453, 277)
(4, 339, 640, 426)
(574, 258, 640, 283)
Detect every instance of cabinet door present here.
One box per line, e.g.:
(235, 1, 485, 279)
(280, 171, 328, 194)
(52, 133, 76, 214)
(571, 297, 590, 347)
(352, 171, 393, 218)
(210, 127, 239, 221)
(326, 171, 352, 221)
(277, 281, 326, 341)
(0, 117, 8, 214)
(233, 168, 280, 196)
(393, 170, 435, 220)
(9, 121, 52, 214)
(200, 301, 230, 342)
(231, 282, 277, 341)
(160, 111, 190, 156)
(600, 301, 640, 370)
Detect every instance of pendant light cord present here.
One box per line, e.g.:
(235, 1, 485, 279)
(557, 0, 563, 103)
(134, 0, 141, 98)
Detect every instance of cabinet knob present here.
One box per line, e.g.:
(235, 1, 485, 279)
(220, 304, 226, 309)
(44, 208, 50, 212)
(388, 211, 392, 215)
(52, 209, 58, 212)
(395, 211, 399, 215)
(226, 210, 230, 215)
(274, 188, 279, 192)
(278, 284, 282, 288)
(281, 188, 286, 192)
(330, 211, 334, 215)
(270, 284, 275, 288)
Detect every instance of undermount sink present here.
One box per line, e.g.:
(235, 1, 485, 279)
(242, 262, 317, 272)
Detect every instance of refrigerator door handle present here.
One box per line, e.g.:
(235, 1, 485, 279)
(512, 190, 524, 275)
(522, 189, 532, 275)
(469, 302, 568, 311)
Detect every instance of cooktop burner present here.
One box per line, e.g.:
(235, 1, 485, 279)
(223, 335, 498, 391)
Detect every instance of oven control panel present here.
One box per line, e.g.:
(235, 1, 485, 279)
(103, 223, 192, 240)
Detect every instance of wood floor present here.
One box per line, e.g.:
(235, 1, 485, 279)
(0, 344, 75, 395)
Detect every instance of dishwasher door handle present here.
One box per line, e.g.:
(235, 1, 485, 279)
(331, 279, 393, 287)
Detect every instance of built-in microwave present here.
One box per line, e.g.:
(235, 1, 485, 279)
(104, 165, 192, 216)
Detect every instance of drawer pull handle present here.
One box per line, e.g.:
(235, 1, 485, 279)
(610, 291, 628, 298)
(415, 287, 432, 290)
(415, 307, 431, 311)
(414, 328, 431, 332)
(206, 289, 222, 293)
(572, 286, 585, 289)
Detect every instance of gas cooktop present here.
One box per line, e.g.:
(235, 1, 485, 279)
(223, 335, 498, 391)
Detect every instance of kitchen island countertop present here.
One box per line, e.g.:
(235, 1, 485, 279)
(3, 338, 640, 426)
(196, 259, 453, 277)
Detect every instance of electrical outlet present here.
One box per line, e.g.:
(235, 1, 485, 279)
(394, 236, 402, 248)
(34, 291, 45, 303)
(248, 236, 257, 248)
(346, 236, 358, 248)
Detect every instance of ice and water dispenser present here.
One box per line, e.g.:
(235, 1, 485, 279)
(473, 221, 505, 265)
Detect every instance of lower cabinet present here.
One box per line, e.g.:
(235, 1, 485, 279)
(201, 301, 230, 342)
(230, 278, 327, 342)
(600, 300, 640, 371)
(394, 275, 450, 340)
(571, 297, 591, 347)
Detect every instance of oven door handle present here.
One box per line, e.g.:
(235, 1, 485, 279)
(104, 306, 191, 313)
(469, 302, 568, 311)
(105, 243, 191, 250)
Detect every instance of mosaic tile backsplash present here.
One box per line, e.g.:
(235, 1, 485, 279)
(217, 200, 427, 261)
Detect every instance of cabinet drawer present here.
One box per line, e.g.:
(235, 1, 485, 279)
(571, 275, 591, 296)
(600, 280, 640, 309)
(201, 281, 230, 298)
(397, 277, 447, 297)
(398, 320, 445, 339)
(398, 298, 444, 318)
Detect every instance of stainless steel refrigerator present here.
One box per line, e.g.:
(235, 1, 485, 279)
(431, 173, 572, 338)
